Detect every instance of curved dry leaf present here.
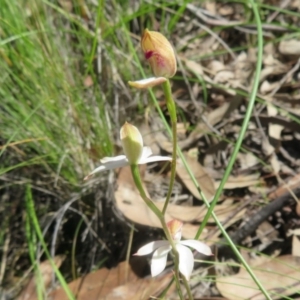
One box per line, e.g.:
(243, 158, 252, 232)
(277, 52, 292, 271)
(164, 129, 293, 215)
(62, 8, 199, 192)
(18, 255, 65, 300)
(155, 102, 232, 152)
(165, 199, 245, 225)
(237, 152, 259, 170)
(209, 60, 226, 74)
(50, 261, 172, 300)
(115, 167, 244, 238)
(176, 151, 215, 201)
(179, 102, 231, 151)
(292, 232, 300, 257)
(104, 273, 173, 300)
(215, 174, 262, 189)
(216, 255, 300, 300)
(182, 223, 221, 243)
(49, 261, 139, 300)
(115, 180, 162, 228)
(269, 173, 300, 200)
(279, 40, 300, 55)
(214, 70, 235, 84)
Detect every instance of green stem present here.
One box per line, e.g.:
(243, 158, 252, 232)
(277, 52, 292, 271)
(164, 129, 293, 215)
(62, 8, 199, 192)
(159, 277, 175, 298)
(162, 80, 177, 215)
(130, 164, 183, 299)
(182, 275, 193, 300)
(162, 80, 177, 123)
(173, 273, 184, 300)
(25, 185, 75, 300)
(161, 80, 193, 299)
(191, 1, 271, 298)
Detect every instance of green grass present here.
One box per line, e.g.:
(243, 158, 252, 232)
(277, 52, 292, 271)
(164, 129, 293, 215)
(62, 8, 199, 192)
(0, 0, 113, 185)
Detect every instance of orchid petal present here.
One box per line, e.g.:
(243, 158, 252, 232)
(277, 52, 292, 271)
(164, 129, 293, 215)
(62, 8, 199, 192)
(134, 240, 169, 256)
(180, 240, 213, 256)
(139, 155, 172, 164)
(140, 147, 153, 160)
(100, 155, 127, 164)
(83, 155, 128, 180)
(128, 77, 167, 89)
(138, 146, 171, 164)
(176, 244, 194, 281)
(151, 245, 171, 277)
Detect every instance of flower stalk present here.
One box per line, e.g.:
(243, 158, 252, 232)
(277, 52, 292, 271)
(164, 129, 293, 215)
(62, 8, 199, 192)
(162, 79, 177, 216)
(127, 28, 208, 299)
(130, 164, 184, 298)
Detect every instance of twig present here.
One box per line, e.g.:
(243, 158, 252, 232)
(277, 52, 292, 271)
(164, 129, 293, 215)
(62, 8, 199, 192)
(267, 0, 291, 22)
(217, 186, 300, 252)
(186, 3, 289, 36)
(269, 57, 300, 97)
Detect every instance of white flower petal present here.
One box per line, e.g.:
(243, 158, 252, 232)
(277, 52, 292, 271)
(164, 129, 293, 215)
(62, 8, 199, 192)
(140, 147, 153, 160)
(134, 240, 169, 256)
(84, 155, 128, 180)
(176, 244, 194, 281)
(128, 77, 167, 89)
(100, 155, 127, 164)
(137, 146, 171, 164)
(139, 155, 172, 164)
(151, 245, 171, 277)
(180, 240, 212, 256)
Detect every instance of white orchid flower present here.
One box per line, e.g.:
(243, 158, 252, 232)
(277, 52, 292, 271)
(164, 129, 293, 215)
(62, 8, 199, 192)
(134, 220, 212, 280)
(84, 122, 171, 180)
(84, 146, 171, 180)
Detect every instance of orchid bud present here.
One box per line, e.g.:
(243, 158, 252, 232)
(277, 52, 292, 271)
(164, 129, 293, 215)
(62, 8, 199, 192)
(120, 122, 143, 165)
(141, 29, 177, 78)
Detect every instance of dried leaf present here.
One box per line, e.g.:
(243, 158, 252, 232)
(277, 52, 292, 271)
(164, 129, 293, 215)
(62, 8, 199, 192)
(269, 174, 300, 200)
(214, 70, 235, 83)
(215, 174, 262, 189)
(292, 235, 300, 257)
(256, 221, 278, 245)
(178, 102, 231, 151)
(267, 104, 284, 141)
(279, 39, 300, 55)
(184, 59, 204, 76)
(237, 152, 259, 170)
(296, 202, 300, 217)
(50, 261, 172, 300)
(115, 167, 244, 237)
(104, 273, 173, 300)
(216, 255, 300, 300)
(115, 178, 161, 228)
(18, 255, 65, 300)
(49, 261, 132, 299)
(176, 150, 215, 201)
(209, 61, 226, 74)
(58, 0, 73, 12)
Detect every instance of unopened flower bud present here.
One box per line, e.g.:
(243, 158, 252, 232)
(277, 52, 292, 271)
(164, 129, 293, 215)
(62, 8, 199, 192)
(120, 122, 143, 165)
(141, 29, 177, 78)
